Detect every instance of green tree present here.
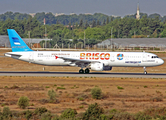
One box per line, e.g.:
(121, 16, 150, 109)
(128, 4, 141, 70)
(111, 16, 114, 22)
(85, 20, 89, 29)
(83, 103, 104, 120)
(79, 19, 83, 28)
(25, 110, 33, 120)
(34, 107, 48, 116)
(32, 26, 42, 38)
(77, 42, 83, 49)
(92, 20, 96, 28)
(25, 16, 33, 31)
(103, 19, 106, 26)
(45, 12, 56, 25)
(17, 96, 29, 109)
(3, 107, 11, 119)
(68, 21, 71, 30)
(97, 20, 100, 26)
(60, 108, 77, 119)
(91, 87, 102, 99)
(87, 39, 101, 48)
(41, 112, 52, 120)
(56, 20, 60, 24)
(72, 23, 75, 30)
(73, 38, 78, 44)
(106, 17, 109, 24)
(85, 27, 105, 40)
(48, 89, 56, 101)
(75, 22, 78, 28)
(160, 29, 166, 37)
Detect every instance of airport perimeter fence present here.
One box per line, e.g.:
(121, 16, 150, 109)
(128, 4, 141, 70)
(1, 45, 166, 52)
(1, 37, 166, 51)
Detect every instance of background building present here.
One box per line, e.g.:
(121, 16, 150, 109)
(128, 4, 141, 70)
(136, 3, 140, 20)
(0, 35, 51, 48)
(97, 38, 166, 50)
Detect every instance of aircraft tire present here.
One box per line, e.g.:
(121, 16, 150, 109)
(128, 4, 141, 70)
(85, 68, 90, 74)
(79, 69, 84, 74)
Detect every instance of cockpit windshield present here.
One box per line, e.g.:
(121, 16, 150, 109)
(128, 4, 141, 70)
(151, 56, 159, 58)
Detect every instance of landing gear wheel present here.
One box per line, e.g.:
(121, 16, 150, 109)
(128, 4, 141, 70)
(79, 69, 84, 74)
(85, 68, 90, 74)
(143, 67, 147, 75)
(144, 71, 147, 75)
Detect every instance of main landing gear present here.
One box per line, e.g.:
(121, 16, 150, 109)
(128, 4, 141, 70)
(143, 67, 147, 75)
(79, 68, 90, 74)
(85, 68, 90, 73)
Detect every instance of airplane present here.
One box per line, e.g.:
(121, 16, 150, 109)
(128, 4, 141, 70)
(4, 29, 164, 74)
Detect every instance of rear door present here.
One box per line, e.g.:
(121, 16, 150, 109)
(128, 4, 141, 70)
(29, 52, 34, 63)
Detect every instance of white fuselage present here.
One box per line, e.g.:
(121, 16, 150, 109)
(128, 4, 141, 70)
(5, 51, 164, 68)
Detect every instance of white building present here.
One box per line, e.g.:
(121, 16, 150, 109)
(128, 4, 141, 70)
(29, 13, 36, 17)
(55, 13, 65, 17)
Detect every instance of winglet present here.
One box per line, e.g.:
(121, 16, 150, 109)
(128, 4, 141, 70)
(7, 29, 33, 52)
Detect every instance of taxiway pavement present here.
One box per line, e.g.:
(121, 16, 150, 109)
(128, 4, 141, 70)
(0, 71, 165, 78)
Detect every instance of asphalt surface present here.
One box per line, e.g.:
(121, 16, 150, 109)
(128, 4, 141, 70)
(0, 71, 165, 78)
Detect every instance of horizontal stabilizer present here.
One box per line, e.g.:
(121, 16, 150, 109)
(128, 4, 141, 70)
(4, 53, 22, 59)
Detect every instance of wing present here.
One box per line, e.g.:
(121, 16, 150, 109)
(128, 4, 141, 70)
(59, 57, 98, 68)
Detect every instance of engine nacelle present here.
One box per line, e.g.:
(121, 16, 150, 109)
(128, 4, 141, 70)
(91, 63, 104, 71)
(91, 63, 112, 71)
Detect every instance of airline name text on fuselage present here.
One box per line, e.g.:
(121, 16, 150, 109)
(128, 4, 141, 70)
(80, 53, 110, 60)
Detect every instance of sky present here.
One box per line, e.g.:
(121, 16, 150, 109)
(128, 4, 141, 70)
(0, 0, 166, 17)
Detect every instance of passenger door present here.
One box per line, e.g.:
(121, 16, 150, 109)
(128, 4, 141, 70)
(142, 53, 147, 62)
(29, 52, 34, 63)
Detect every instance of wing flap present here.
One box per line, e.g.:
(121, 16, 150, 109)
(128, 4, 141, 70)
(59, 57, 100, 68)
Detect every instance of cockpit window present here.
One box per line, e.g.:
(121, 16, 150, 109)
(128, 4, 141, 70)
(151, 56, 159, 58)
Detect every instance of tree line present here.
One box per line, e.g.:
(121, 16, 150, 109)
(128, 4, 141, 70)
(0, 11, 166, 48)
(1, 11, 166, 25)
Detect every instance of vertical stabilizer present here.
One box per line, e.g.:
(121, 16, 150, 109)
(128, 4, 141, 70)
(7, 29, 33, 52)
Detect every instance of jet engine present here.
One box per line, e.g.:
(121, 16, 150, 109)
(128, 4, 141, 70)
(90, 63, 112, 71)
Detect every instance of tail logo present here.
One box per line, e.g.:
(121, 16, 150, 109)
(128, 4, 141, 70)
(12, 37, 20, 45)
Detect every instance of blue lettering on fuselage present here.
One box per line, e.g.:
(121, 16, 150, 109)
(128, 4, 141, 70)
(125, 61, 141, 64)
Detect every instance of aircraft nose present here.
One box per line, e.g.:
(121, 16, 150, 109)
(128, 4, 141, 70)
(159, 59, 164, 65)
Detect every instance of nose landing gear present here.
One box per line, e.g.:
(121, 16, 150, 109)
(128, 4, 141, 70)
(143, 67, 147, 74)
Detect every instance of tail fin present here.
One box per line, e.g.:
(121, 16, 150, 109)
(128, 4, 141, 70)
(7, 29, 33, 52)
